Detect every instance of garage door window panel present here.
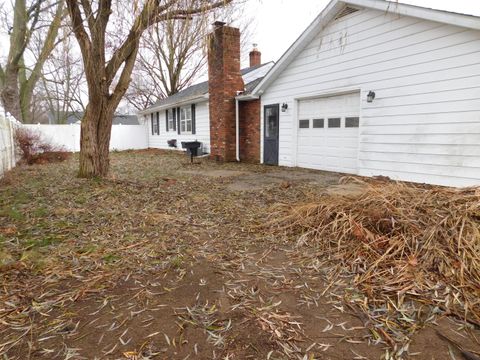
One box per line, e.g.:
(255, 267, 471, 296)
(328, 118, 341, 128)
(346, 117, 360, 128)
(299, 119, 310, 128)
(313, 119, 324, 128)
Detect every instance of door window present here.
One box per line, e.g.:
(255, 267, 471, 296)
(265, 107, 278, 138)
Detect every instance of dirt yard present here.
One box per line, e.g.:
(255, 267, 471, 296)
(0, 150, 478, 360)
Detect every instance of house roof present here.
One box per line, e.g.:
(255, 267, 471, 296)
(140, 62, 274, 114)
(251, 0, 480, 95)
(50, 112, 139, 125)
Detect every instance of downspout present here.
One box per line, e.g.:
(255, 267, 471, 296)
(235, 98, 240, 162)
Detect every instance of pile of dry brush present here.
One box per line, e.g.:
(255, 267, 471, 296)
(270, 177, 480, 333)
(14, 127, 70, 165)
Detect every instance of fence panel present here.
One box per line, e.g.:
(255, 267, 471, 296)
(22, 123, 149, 152)
(0, 115, 16, 178)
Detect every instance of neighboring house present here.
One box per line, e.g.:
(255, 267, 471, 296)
(48, 112, 139, 125)
(140, 0, 480, 187)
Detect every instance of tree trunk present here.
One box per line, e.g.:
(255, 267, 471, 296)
(78, 101, 114, 178)
(66, 0, 232, 178)
(1, 66, 23, 122)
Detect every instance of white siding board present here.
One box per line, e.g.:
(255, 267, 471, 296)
(257, 64, 480, 104)
(364, 115, 480, 127)
(377, 79, 480, 99)
(361, 133, 480, 145)
(261, 7, 480, 187)
(265, 51, 480, 97)
(359, 160, 480, 179)
(362, 124, 480, 136)
(358, 168, 479, 187)
(284, 35, 480, 86)
(359, 152, 480, 168)
(361, 143, 480, 156)
(291, 22, 449, 71)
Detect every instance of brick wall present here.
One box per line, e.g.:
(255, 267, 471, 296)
(249, 49, 262, 68)
(208, 23, 244, 162)
(239, 99, 260, 163)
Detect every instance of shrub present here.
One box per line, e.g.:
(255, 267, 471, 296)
(14, 127, 71, 165)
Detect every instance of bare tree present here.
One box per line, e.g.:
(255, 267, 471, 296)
(0, 0, 65, 123)
(38, 27, 87, 123)
(66, 0, 234, 178)
(124, 16, 209, 110)
(124, 3, 251, 111)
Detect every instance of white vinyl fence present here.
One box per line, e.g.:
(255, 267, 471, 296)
(23, 123, 149, 152)
(0, 113, 17, 178)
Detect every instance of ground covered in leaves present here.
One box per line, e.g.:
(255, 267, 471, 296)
(0, 150, 479, 360)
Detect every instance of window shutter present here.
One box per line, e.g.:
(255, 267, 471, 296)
(173, 108, 177, 131)
(151, 113, 154, 135)
(156, 112, 160, 134)
(177, 107, 181, 134)
(165, 110, 169, 131)
(191, 104, 196, 135)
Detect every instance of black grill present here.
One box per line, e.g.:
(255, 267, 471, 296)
(181, 141, 202, 163)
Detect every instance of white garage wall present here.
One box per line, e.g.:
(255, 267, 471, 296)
(144, 101, 210, 153)
(23, 124, 149, 152)
(260, 7, 480, 187)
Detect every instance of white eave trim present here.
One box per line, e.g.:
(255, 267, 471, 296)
(137, 94, 209, 115)
(251, 0, 480, 95)
(347, 0, 480, 31)
(236, 94, 260, 101)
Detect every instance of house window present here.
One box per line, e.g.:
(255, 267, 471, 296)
(180, 106, 192, 133)
(328, 118, 341, 128)
(151, 113, 159, 135)
(345, 117, 360, 128)
(299, 119, 309, 128)
(312, 119, 324, 128)
(167, 109, 175, 131)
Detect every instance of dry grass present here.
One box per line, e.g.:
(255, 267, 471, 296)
(1, 153, 479, 359)
(269, 177, 480, 354)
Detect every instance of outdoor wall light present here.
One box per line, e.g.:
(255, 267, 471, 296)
(367, 91, 376, 103)
(281, 103, 288, 112)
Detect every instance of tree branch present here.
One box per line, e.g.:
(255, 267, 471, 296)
(80, 0, 95, 31)
(25, 0, 65, 92)
(66, 0, 92, 58)
(0, 63, 4, 86)
(105, 0, 232, 85)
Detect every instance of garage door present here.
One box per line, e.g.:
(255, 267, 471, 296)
(297, 92, 360, 174)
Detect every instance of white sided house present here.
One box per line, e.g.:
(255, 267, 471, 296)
(138, 57, 273, 156)
(251, 0, 480, 187)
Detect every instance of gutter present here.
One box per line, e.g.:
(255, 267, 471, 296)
(234, 93, 261, 162)
(235, 94, 260, 101)
(137, 94, 209, 115)
(235, 98, 240, 162)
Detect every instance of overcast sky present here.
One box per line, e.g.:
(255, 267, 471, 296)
(244, 0, 480, 65)
(1, 0, 479, 65)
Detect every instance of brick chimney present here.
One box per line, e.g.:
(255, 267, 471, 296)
(208, 22, 244, 162)
(249, 44, 262, 67)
